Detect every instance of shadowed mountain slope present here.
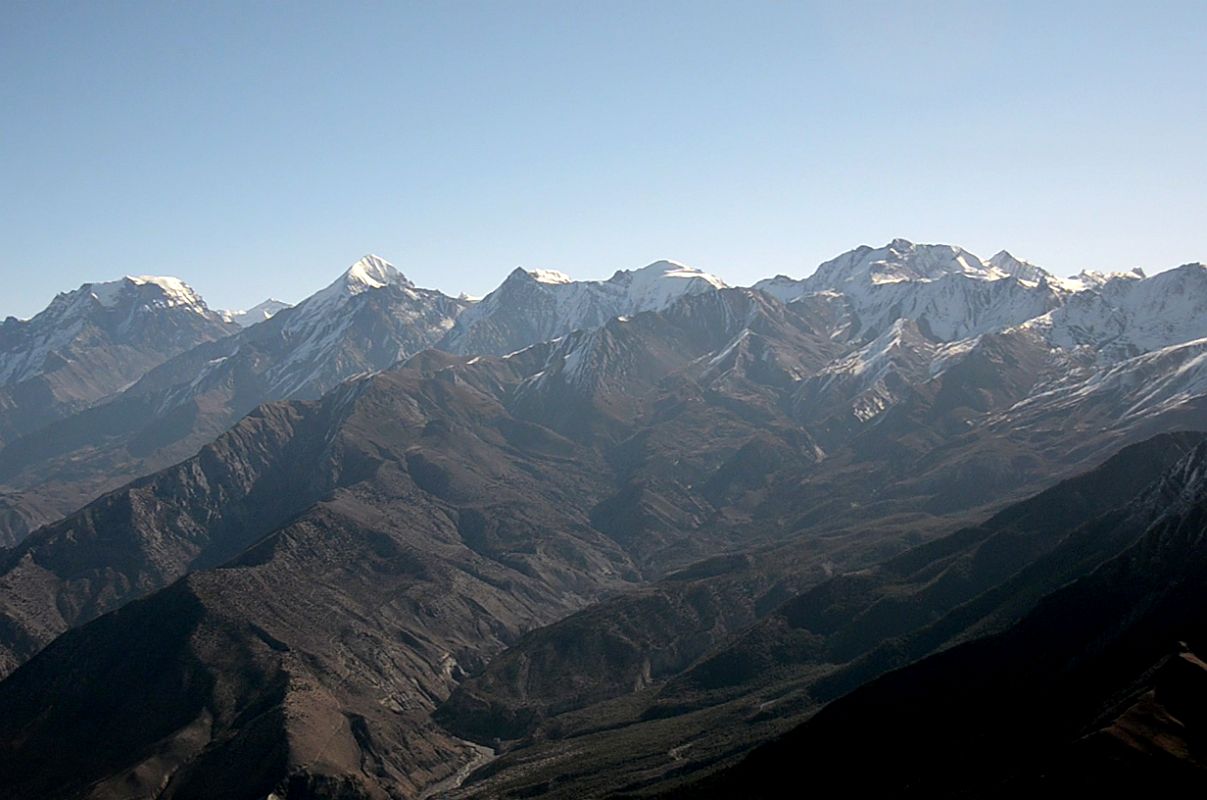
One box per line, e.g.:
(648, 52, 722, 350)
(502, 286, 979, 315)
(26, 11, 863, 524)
(424, 433, 1202, 798)
(672, 440, 1207, 798)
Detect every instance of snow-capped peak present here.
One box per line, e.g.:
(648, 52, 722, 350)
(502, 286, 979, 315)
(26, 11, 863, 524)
(342, 254, 409, 292)
(805, 239, 991, 291)
(608, 259, 728, 312)
(1016, 262, 1207, 361)
(1063, 266, 1147, 292)
(1, 274, 234, 389)
(306, 255, 413, 309)
(752, 240, 1071, 344)
(985, 251, 1050, 284)
(128, 275, 200, 302)
(528, 269, 574, 285)
(758, 241, 1058, 300)
(220, 299, 291, 328)
(440, 259, 727, 356)
(84, 275, 206, 311)
(235, 255, 466, 398)
(626, 259, 727, 287)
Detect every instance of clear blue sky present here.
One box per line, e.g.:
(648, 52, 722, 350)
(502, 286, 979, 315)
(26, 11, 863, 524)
(2, 0, 1204, 318)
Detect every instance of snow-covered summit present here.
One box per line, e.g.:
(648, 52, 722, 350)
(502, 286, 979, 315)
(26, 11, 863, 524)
(229, 254, 466, 398)
(985, 251, 1049, 284)
(0, 273, 236, 410)
(805, 239, 996, 290)
(295, 255, 416, 318)
(344, 254, 408, 291)
(1059, 266, 1147, 292)
(755, 240, 1061, 301)
(1018, 262, 1207, 361)
(609, 260, 728, 311)
(220, 299, 291, 328)
(328, 255, 411, 297)
(751, 274, 813, 304)
(528, 269, 574, 285)
(79, 275, 209, 312)
(753, 240, 1065, 344)
(440, 259, 727, 356)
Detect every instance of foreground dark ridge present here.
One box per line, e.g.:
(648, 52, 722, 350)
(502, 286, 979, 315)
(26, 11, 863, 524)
(669, 440, 1207, 798)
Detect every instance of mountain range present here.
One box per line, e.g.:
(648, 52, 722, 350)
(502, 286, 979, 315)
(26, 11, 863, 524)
(0, 276, 237, 446)
(0, 239, 1205, 798)
(0, 256, 735, 545)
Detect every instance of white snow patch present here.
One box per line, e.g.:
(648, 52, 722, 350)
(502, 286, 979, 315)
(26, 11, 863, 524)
(221, 299, 290, 327)
(528, 269, 573, 285)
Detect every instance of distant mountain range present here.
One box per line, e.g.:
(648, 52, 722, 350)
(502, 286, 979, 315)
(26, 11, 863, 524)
(0, 239, 1205, 798)
(220, 298, 292, 328)
(0, 275, 238, 445)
